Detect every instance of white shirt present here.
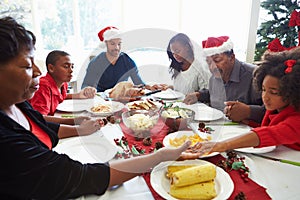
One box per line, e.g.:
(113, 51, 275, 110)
(173, 59, 210, 95)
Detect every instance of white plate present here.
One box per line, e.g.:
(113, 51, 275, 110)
(152, 89, 184, 100)
(180, 103, 224, 121)
(56, 99, 95, 112)
(103, 88, 112, 98)
(125, 99, 162, 111)
(87, 101, 124, 116)
(163, 131, 219, 158)
(53, 134, 117, 163)
(235, 146, 276, 154)
(150, 160, 234, 200)
(219, 127, 276, 154)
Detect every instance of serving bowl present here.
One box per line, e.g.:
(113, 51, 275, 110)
(160, 107, 195, 132)
(122, 109, 159, 139)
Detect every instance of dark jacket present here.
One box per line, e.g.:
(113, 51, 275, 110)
(0, 101, 110, 199)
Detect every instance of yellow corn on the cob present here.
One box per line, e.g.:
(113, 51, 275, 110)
(171, 164, 216, 187)
(170, 180, 217, 200)
(166, 165, 196, 178)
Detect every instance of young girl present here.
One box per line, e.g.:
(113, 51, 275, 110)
(185, 46, 300, 156)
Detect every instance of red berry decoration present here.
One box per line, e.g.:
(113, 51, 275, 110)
(142, 136, 152, 146)
(217, 150, 250, 182)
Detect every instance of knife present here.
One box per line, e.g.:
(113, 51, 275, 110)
(250, 153, 300, 167)
(144, 89, 162, 96)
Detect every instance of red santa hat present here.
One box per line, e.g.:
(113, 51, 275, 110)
(98, 26, 121, 47)
(202, 36, 234, 56)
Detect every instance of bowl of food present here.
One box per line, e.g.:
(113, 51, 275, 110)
(122, 109, 159, 139)
(160, 106, 195, 132)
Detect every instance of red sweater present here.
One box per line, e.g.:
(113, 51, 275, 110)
(29, 73, 68, 115)
(252, 106, 300, 150)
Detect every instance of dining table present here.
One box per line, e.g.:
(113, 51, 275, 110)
(53, 93, 300, 200)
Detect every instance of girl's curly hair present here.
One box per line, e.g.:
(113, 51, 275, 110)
(253, 47, 300, 110)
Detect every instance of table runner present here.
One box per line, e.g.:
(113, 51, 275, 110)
(119, 118, 169, 153)
(120, 119, 271, 200)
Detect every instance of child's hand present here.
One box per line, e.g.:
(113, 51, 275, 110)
(79, 87, 96, 98)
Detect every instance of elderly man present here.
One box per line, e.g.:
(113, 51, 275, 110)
(184, 36, 265, 125)
(81, 26, 145, 92)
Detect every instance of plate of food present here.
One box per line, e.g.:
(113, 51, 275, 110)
(56, 99, 93, 112)
(126, 99, 162, 111)
(152, 89, 184, 100)
(163, 131, 218, 158)
(87, 101, 124, 116)
(150, 159, 234, 200)
(105, 81, 146, 102)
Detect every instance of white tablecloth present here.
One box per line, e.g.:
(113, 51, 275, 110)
(54, 101, 300, 200)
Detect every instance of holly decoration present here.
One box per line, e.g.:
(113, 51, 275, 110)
(114, 136, 145, 158)
(113, 136, 163, 159)
(217, 151, 250, 183)
(198, 122, 214, 134)
(114, 136, 132, 159)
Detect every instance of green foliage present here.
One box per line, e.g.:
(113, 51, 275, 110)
(0, 0, 31, 27)
(40, 0, 73, 49)
(78, 0, 120, 49)
(255, 0, 299, 61)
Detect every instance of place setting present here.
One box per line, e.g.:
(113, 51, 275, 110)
(151, 88, 185, 101)
(53, 132, 118, 164)
(219, 129, 277, 154)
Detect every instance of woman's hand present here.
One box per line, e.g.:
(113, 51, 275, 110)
(183, 92, 200, 105)
(155, 140, 191, 162)
(77, 118, 105, 136)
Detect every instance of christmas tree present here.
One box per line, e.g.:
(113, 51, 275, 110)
(255, 0, 299, 61)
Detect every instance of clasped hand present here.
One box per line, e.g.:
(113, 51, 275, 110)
(224, 101, 250, 122)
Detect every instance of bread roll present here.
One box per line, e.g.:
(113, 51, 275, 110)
(171, 164, 216, 187)
(170, 180, 217, 200)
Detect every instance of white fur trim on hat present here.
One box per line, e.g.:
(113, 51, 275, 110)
(98, 27, 122, 48)
(203, 38, 234, 57)
(103, 29, 121, 41)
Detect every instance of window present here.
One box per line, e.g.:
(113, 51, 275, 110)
(1, 0, 260, 85)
